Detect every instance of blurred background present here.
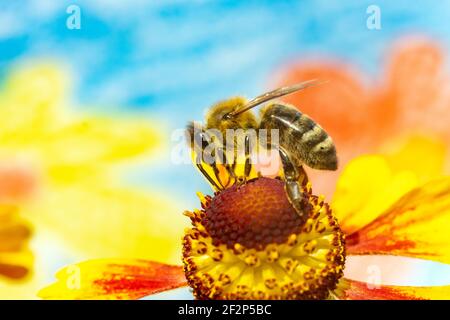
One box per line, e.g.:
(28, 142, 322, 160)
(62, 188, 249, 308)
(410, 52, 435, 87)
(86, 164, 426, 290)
(1, 0, 450, 299)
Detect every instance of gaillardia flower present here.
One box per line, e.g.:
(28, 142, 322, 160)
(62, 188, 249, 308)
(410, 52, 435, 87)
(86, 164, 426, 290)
(183, 177, 345, 299)
(39, 152, 450, 300)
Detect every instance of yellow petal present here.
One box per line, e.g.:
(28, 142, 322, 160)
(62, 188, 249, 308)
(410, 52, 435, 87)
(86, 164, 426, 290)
(0, 63, 164, 187)
(0, 115, 164, 185)
(43, 116, 164, 184)
(39, 259, 187, 300)
(337, 279, 450, 300)
(332, 155, 418, 234)
(346, 177, 450, 264)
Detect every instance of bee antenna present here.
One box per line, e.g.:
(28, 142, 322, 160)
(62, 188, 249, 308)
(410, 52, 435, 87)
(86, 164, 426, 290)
(229, 79, 327, 117)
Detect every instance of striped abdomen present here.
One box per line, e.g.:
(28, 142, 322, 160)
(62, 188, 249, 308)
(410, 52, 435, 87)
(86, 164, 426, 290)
(259, 103, 337, 170)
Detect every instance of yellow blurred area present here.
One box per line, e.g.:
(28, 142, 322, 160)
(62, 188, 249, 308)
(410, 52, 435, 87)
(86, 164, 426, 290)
(380, 134, 449, 183)
(0, 63, 166, 183)
(0, 63, 188, 298)
(25, 186, 188, 262)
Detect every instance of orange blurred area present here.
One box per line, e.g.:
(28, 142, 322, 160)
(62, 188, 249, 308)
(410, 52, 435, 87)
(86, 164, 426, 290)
(0, 165, 37, 201)
(273, 37, 450, 197)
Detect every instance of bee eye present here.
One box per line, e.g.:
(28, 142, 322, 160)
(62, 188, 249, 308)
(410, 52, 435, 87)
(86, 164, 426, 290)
(223, 113, 232, 120)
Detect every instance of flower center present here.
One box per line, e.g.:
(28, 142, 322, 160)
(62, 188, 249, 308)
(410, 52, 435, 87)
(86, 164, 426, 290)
(203, 178, 307, 250)
(183, 177, 346, 300)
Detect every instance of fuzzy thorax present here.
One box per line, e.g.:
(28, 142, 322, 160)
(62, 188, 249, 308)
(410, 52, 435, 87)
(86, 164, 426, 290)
(205, 97, 258, 135)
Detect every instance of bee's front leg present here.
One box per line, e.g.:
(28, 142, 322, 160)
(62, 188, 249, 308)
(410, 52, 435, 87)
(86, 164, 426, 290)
(230, 134, 253, 186)
(278, 147, 310, 222)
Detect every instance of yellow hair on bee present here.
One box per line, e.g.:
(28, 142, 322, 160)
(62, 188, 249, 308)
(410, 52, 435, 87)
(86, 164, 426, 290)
(205, 97, 258, 136)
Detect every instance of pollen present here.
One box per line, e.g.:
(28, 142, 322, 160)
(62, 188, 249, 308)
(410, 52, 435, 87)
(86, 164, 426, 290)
(182, 177, 346, 300)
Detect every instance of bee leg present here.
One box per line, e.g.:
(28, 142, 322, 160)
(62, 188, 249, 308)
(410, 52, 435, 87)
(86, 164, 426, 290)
(189, 126, 225, 191)
(195, 155, 222, 191)
(234, 134, 254, 185)
(213, 144, 238, 188)
(244, 135, 253, 178)
(278, 147, 310, 221)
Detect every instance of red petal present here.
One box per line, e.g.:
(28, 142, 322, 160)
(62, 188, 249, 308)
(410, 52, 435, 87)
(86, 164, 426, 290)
(39, 259, 187, 300)
(346, 178, 450, 264)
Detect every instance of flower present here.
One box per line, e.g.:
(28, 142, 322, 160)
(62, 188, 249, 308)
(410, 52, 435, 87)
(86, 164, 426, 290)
(183, 177, 345, 299)
(35, 37, 450, 300)
(39, 151, 450, 300)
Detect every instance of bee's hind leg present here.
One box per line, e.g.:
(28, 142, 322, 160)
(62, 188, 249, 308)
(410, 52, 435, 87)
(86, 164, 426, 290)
(278, 147, 310, 222)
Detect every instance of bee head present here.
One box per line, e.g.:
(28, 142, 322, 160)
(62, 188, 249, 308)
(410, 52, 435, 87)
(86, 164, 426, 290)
(205, 97, 258, 135)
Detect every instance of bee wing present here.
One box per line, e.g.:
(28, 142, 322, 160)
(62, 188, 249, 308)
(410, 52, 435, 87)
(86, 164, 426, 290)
(230, 79, 326, 116)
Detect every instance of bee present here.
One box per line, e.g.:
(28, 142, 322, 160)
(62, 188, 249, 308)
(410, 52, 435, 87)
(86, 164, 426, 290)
(186, 80, 337, 220)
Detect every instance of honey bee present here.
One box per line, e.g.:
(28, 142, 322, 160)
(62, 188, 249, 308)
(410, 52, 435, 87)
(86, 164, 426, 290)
(186, 80, 337, 220)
